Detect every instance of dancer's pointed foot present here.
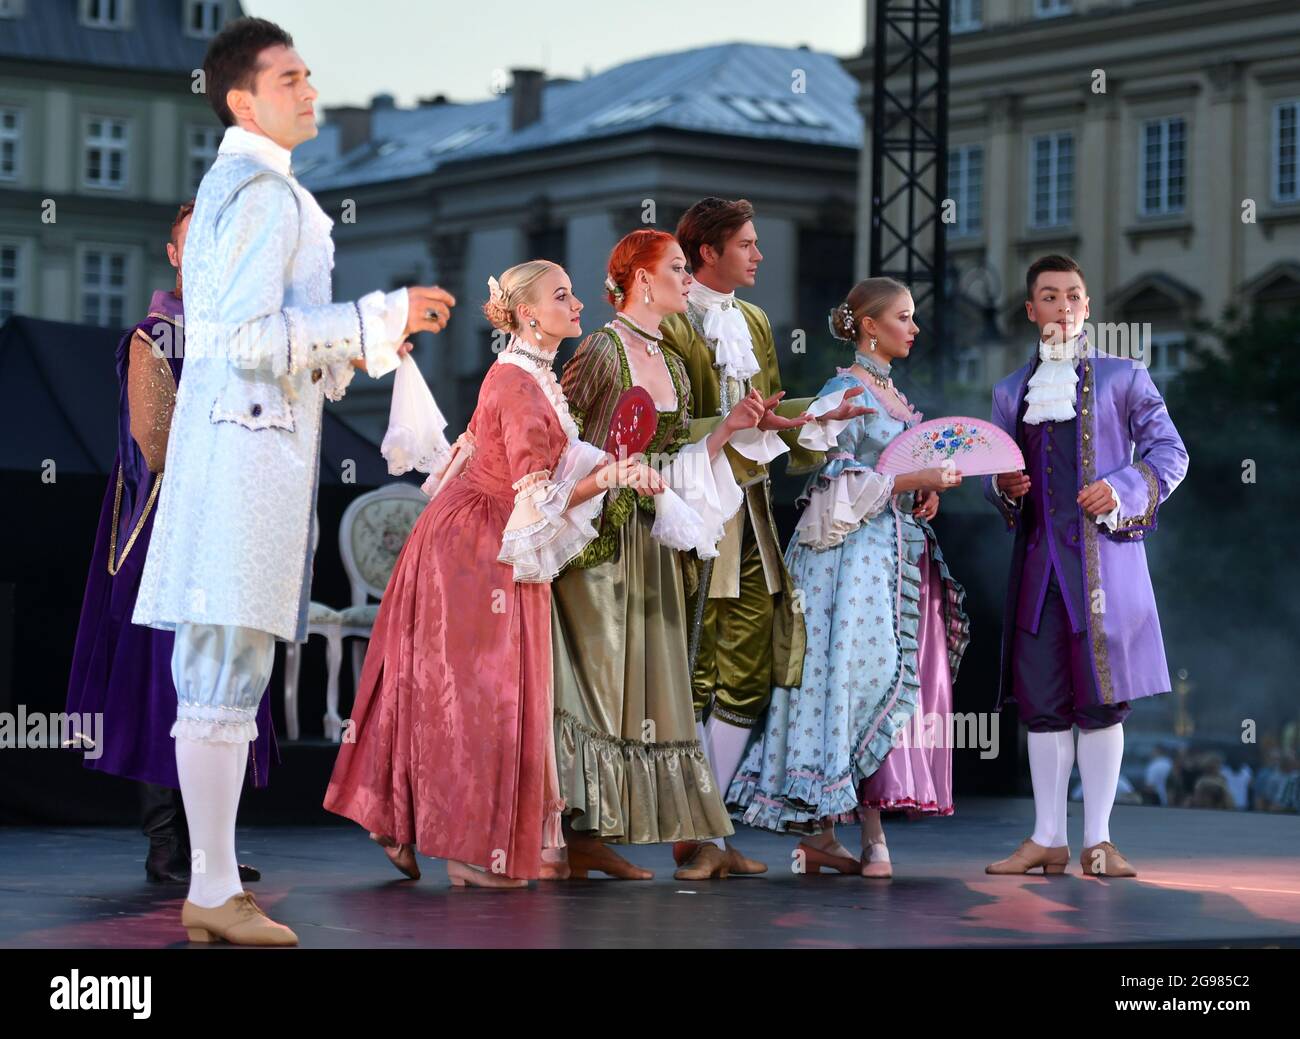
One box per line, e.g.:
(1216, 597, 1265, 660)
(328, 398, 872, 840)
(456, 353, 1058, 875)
(724, 842, 767, 875)
(369, 832, 420, 880)
(567, 836, 653, 880)
(182, 892, 298, 946)
(985, 837, 1069, 875)
(446, 860, 528, 889)
(673, 843, 729, 880)
(797, 840, 861, 875)
(1080, 841, 1137, 878)
(860, 838, 893, 879)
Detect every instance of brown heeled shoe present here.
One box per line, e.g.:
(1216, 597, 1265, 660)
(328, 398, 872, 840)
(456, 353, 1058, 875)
(985, 837, 1069, 875)
(673, 843, 729, 880)
(182, 892, 298, 946)
(723, 842, 767, 875)
(369, 832, 420, 880)
(446, 860, 529, 889)
(1080, 841, 1137, 878)
(797, 840, 861, 875)
(567, 838, 653, 880)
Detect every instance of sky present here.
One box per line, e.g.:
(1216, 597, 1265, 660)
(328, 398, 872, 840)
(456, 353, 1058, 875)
(246, 0, 867, 110)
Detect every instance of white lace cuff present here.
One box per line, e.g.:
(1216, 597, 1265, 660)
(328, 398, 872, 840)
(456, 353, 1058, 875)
(1095, 478, 1122, 531)
(498, 439, 607, 582)
(795, 469, 896, 549)
(797, 387, 854, 451)
(356, 288, 406, 380)
(654, 438, 744, 558)
(729, 427, 789, 463)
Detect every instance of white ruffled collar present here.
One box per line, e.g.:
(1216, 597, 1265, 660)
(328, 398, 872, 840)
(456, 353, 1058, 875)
(496, 338, 580, 442)
(218, 125, 293, 176)
(687, 281, 760, 381)
(1023, 336, 1083, 425)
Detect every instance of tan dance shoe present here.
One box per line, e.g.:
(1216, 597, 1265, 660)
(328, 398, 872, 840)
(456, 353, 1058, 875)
(567, 839, 653, 880)
(860, 839, 893, 879)
(673, 843, 730, 880)
(797, 840, 862, 875)
(723, 842, 768, 875)
(369, 832, 420, 880)
(1080, 841, 1138, 878)
(182, 892, 298, 946)
(985, 837, 1070, 875)
(446, 860, 529, 889)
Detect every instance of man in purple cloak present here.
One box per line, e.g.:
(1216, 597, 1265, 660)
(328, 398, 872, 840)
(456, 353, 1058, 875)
(65, 201, 273, 884)
(983, 254, 1188, 878)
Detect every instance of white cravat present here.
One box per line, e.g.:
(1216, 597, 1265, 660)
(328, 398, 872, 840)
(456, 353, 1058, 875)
(217, 125, 293, 175)
(687, 281, 788, 464)
(1018, 334, 1122, 530)
(1023, 336, 1081, 425)
(688, 281, 761, 382)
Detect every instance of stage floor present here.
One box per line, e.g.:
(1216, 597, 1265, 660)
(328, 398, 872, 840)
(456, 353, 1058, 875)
(2, 798, 1297, 948)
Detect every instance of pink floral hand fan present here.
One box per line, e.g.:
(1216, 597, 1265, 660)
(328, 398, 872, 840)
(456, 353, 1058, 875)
(875, 416, 1024, 477)
(603, 386, 658, 459)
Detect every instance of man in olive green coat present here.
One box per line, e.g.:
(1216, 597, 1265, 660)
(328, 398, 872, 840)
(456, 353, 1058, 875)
(661, 197, 868, 878)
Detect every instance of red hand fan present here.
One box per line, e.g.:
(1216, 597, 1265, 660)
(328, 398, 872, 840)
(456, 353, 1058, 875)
(875, 416, 1024, 477)
(603, 386, 658, 459)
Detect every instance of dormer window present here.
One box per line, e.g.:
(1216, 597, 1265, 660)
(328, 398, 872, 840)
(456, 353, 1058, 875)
(81, 0, 129, 30)
(185, 0, 223, 38)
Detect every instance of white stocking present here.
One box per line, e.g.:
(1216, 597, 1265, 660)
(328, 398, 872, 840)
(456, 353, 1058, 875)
(699, 717, 751, 850)
(176, 736, 248, 908)
(1077, 723, 1124, 848)
(1028, 729, 1074, 848)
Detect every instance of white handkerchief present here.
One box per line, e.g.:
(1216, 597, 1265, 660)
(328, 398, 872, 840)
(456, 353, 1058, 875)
(381, 354, 452, 475)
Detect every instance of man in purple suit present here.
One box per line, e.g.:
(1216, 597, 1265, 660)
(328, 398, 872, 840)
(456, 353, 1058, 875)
(983, 255, 1188, 878)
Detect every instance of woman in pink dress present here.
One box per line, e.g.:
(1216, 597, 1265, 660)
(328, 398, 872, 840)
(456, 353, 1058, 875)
(324, 260, 663, 888)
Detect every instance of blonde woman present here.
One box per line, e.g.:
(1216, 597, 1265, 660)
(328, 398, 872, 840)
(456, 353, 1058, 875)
(325, 260, 660, 888)
(727, 278, 971, 878)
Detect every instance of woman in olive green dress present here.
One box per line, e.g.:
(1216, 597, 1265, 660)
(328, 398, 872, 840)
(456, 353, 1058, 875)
(551, 229, 766, 879)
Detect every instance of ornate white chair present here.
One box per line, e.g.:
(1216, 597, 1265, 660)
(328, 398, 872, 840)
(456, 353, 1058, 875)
(336, 483, 429, 737)
(282, 515, 343, 742)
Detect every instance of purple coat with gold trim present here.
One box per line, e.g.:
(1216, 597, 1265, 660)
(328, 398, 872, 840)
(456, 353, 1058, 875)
(982, 346, 1189, 707)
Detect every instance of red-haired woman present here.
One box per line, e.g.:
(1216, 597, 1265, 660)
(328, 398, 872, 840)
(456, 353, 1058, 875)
(550, 230, 767, 880)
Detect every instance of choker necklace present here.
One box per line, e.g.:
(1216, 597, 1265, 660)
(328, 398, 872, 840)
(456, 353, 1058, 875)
(507, 342, 557, 370)
(854, 351, 892, 389)
(614, 313, 662, 355)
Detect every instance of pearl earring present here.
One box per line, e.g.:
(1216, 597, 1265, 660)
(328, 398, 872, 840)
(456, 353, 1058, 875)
(643, 290, 650, 305)
(530, 318, 541, 342)
(870, 337, 877, 352)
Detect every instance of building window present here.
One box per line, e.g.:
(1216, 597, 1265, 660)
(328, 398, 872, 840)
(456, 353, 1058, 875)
(0, 243, 19, 322)
(187, 125, 221, 194)
(82, 249, 129, 328)
(84, 117, 129, 189)
(1273, 100, 1298, 204)
(1146, 332, 1189, 392)
(951, 0, 982, 33)
(184, 0, 222, 38)
(0, 107, 20, 182)
(1034, 0, 1072, 17)
(947, 144, 983, 237)
(81, 0, 127, 29)
(1140, 117, 1187, 217)
(1029, 132, 1074, 229)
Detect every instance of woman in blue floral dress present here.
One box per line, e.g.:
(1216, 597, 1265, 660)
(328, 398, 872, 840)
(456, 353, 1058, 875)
(727, 278, 971, 878)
